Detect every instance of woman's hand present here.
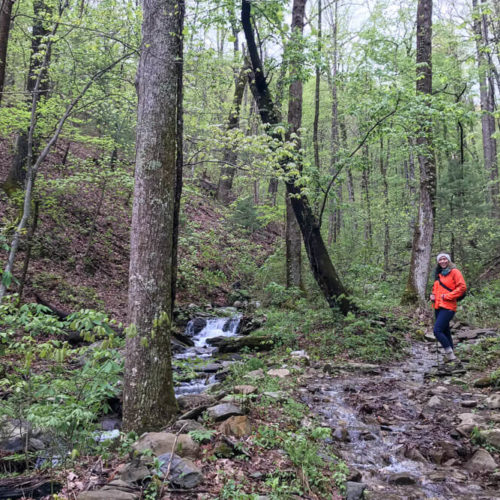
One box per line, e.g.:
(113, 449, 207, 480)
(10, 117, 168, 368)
(430, 294, 435, 301)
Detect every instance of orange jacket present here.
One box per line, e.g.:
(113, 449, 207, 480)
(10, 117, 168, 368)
(431, 268, 466, 312)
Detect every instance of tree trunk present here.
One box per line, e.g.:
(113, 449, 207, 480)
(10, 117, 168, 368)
(216, 62, 247, 204)
(123, 0, 183, 433)
(379, 136, 390, 276)
(401, 0, 436, 305)
(242, 0, 351, 314)
(284, 0, 304, 289)
(473, 0, 499, 217)
(3, 0, 52, 194)
(0, 0, 14, 107)
(312, 0, 322, 173)
(361, 145, 372, 244)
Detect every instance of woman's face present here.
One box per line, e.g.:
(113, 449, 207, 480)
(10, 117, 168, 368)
(438, 256, 449, 268)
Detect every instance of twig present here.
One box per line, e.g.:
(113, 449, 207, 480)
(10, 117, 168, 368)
(158, 422, 187, 497)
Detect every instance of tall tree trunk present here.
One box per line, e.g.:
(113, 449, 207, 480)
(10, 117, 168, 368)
(123, 0, 183, 433)
(401, 0, 436, 305)
(216, 62, 247, 205)
(3, 0, 52, 194)
(379, 136, 390, 276)
(361, 145, 372, 244)
(0, 0, 14, 107)
(312, 0, 322, 173)
(285, 0, 305, 289)
(473, 0, 499, 217)
(242, 0, 351, 313)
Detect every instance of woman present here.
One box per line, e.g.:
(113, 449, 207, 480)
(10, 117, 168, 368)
(430, 253, 467, 362)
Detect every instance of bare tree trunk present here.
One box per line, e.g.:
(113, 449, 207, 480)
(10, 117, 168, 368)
(17, 200, 39, 303)
(123, 0, 183, 433)
(285, 0, 304, 289)
(401, 0, 436, 305)
(379, 136, 390, 276)
(361, 145, 372, 244)
(473, 0, 499, 217)
(0, 0, 14, 106)
(216, 62, 247, 204)
(3, 0, 52, 194)
(312, 0, 322, 173)
(242, 0, 351, 313)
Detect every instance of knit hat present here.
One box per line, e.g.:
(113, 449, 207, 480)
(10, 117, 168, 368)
(436, 253, 451, 263)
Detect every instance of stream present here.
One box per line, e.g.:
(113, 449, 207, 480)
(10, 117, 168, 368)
(174, 314, 241, 396)
(302, 341, 500, 499)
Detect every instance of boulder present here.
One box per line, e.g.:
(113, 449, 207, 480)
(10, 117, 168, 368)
(206, 335, 274, 353)
(119, 462, 150, 483)
(219, 416, 252, 437)
(465, 449, 497, 472)
(171, 419, 206, 433)
(194, 362, 223, 373)
(234, 385, 257, 395)
(132, 432, 200, 459)
(237, 315, 266, 335)
(206, 403, 243, 422)
(456, 413, 487, 436)
(244, 369, 265, 379)
(346, 481, 366, 500)
(177, 394, 216, 411)
(473, 376, 493, 388)
(485, 394, 500, 410)
(388, 472, 417, 485)
(427, 396, 443, 408)
(480, 429, 500, 449)
(158, 453, 203, 489)
(78, 490, 138, 500)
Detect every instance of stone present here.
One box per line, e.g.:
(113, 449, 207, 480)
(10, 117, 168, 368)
(485, 394, 500, 409)
(473, 376, 492, 388)
(429, 386, 448, 395)
(176, 394, 216, 411)
(77, 490, 138, 500)
(158, 453, 203, 489)
(267, 368, 290, 378)
(234, 385, 257, 395)
(188, 317, 207, 335)
(427, 396, 443, 408)
(119, 462, 150, 483)
(346, 481, 366, 500)
(245, 368, 265, 379)
(206, 403, 243, 422)
(263, 391, 287, 402)
(171, 419, 206, 433)
(207, 335, 274, 353)
(214, 441, 234, 458)
(194, 363, 223, 373)
(456, 413, 487, 436)
(132, 432, 200, 459)
(480, 429, 500, 449)
(388, 472, 417, 485)
(465, 449, 497, 472)
(461, 400, 478, 408)
(219, 416, 252, 437)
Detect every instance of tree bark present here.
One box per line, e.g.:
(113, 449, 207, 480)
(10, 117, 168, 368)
(379, 136, 390, 276)
(0, 0, 14, 107)
(242, 0, 351, 313)
(473, 0, 499, 217)
(401, 0, 436, 305)
(123, 0, 183, 433)
(216, 62, 247, 205)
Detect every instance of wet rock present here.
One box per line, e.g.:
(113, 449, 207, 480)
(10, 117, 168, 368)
(234, 385, 257, 395)
(461, 400, 478, 408)
(132, 432, 200, 459)
(403, 445, 427, 463)
(429, 386, 448, 395)
(480, 429, 500, 449)
(387, 472, 417, 485)
(206, 403, 243, 421)
(214, 368, 231, 381)
(485, 394, 500, 409)
(267, 368, 290, 378)
(347, 469, 363, 482)
(194, 362, 223, 373)
(177, 394, 216, 411)
(238, 315, 266, 335)
(465, 448, 497, 472)
(207, 335, 274, 352)
(332, 426, 350, 442)
(158, 453, 203, 489)
(346, 481, 366, 500)
(188, 318, 207, 335)
(360, 431, 376, 441)
(218, 415, 252, 437)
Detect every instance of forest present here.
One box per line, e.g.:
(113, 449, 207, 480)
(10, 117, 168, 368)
(0, 0, 499, 498)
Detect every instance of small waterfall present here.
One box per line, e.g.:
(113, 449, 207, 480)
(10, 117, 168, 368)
(175, 314, 241, 395)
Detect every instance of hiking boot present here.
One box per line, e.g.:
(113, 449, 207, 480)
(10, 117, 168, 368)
(444, 351, 457, 362)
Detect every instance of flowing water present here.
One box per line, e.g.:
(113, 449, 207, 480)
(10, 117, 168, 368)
(303, 342, 499, 499)
(174, 315, 241, 396)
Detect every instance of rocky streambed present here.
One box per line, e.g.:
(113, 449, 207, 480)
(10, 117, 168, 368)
(300, 328, 500, 499)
